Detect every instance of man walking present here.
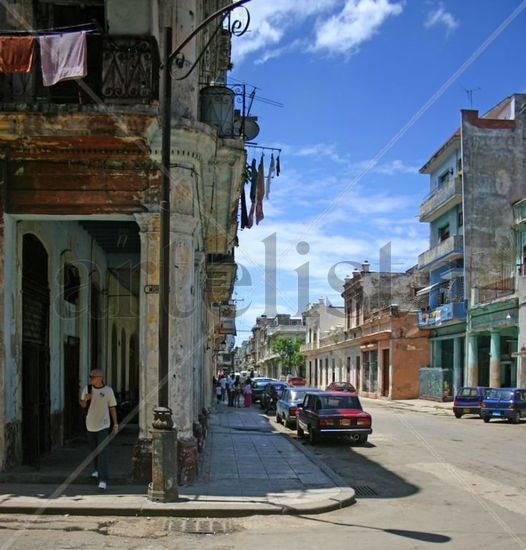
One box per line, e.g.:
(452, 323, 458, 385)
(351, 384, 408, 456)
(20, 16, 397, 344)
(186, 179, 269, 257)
(80, 369, 118, 491)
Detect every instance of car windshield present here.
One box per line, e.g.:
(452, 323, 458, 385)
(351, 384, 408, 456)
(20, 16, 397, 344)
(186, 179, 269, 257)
(486, 389, 513, 400)
(458, 388, 478, 397)
(320, 395, 361, 409)
(290, 390, 307, 402)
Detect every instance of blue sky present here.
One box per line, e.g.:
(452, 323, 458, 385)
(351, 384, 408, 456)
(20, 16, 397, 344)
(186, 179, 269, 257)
(229, 0, 526, 342)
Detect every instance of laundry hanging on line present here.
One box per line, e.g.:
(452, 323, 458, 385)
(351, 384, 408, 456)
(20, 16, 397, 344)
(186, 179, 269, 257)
(0, 31, 87, 87)
(0, 35, 34, 73)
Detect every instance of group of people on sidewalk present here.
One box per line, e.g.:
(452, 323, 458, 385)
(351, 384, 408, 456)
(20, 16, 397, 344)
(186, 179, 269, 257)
(214, 373, 253, 407)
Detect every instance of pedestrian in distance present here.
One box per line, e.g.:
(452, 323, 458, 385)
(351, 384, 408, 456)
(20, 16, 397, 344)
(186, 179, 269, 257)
(80, 369, 118, 491)
(215, 381, 222, 403)
(227, 373, 236, 407)
(233, 374, 241, 407)
(243, 378, 253, 407)
(220, 375, 227, 402)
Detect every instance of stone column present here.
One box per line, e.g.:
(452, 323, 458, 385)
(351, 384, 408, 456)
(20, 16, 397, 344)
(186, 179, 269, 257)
(131, 213, 160, 482)
(467, 334, 478, 386)
(432, 339, 442, 369)
(453, 337, 462, 395)
(170, 213, 199, 485)
(489, 330, 501, 388)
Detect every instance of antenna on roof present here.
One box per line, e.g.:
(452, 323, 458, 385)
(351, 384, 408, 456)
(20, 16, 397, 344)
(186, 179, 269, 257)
(463, 86, 480, 109)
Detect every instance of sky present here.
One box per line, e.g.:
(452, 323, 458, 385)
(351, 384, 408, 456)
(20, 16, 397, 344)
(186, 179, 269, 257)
(228, 0, 526, 343)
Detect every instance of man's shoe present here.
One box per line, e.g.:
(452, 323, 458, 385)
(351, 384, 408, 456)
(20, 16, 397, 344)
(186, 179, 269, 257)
(98, 481, 107, 491)
(91, 471, 98, 478)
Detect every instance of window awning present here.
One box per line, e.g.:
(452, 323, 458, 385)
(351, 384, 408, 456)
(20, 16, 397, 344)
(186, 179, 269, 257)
(416, 282, 445, 296)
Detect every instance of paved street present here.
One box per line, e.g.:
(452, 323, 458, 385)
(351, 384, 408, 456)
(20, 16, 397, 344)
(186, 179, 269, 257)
(1, 401, 525, 549)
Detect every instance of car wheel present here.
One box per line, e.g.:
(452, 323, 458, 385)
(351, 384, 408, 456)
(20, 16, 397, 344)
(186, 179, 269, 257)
(297, 424, 304, 438)
(357, 434, 368, 446)
(483, 417, 490, 423)
(308, 426, 319, 445)
(511, 411, 520, 424)
(454, 412, 462, 419)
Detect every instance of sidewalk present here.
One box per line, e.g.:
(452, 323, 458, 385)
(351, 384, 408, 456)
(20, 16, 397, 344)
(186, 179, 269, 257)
(0, 402, 354, 517)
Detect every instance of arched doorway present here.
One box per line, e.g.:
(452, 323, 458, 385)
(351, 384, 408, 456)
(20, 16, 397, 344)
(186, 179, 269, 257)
(22, 234, 50, 465)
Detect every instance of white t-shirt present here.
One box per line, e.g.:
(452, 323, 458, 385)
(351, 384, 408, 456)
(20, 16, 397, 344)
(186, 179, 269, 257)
(81, 384, 117, 432)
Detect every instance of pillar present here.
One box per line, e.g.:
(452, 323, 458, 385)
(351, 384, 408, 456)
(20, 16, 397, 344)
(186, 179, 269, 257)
(432, 339, 442, 369)
(467, 334, 478, 386)
(132, 213, 160, 482)
(489, 330, 501, 388)
(453, 337, 462, 395)
(170, 214, 199, 485)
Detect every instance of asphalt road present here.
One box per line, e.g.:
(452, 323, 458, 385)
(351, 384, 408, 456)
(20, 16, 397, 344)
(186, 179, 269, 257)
(1, 402, 525, 549)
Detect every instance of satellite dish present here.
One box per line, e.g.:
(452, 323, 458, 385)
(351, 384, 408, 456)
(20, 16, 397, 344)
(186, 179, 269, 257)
(233, 115, 260, 141)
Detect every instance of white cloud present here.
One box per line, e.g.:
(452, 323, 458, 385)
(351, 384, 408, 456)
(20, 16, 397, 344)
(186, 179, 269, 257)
(232, 0, 403, 63)
(313, 0, 404, 55)
(424, 4, 459, 34)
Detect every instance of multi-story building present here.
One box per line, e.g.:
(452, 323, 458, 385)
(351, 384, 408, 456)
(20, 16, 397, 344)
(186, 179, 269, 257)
(0, 0, 253, 482)
(418, 94, 526, 393)
(301, 263, 429, 399)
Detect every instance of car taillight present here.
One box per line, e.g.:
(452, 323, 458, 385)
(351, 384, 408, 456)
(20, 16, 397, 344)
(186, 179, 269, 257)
(480, 402, 486, 408)
(290, 407, 297, 415)
(357, 418, 371, 426)
(509, 403, 517, 410)
(320, 419, 335, 427)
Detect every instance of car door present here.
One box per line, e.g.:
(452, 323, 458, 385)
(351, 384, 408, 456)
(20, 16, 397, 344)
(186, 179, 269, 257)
(278, 390, 289, 416)
(299, 394, 313, 429)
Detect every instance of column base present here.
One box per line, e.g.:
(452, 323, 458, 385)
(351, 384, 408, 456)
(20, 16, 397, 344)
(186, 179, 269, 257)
(177, 435, 198, 486)
(131, 437, 152, 484)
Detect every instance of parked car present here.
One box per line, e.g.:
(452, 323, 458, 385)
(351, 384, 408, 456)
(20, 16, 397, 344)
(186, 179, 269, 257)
(325, 381, 357, 392)
(287, 376, 307, 386)
(260, 381, 288, 412)
(480, 387, 526, 424)
(297, 391, 372, 445)
(251, 377, 275, 403)
(276, 387, 320, 428)
(453, 386, 489, 418)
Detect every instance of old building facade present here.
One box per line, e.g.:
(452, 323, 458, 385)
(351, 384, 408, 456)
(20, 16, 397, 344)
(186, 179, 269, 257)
(0, 0, 249, 480)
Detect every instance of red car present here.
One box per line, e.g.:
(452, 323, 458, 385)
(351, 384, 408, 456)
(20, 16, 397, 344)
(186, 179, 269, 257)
(325, 381, 357, 393)
(297, 391, 371, 446)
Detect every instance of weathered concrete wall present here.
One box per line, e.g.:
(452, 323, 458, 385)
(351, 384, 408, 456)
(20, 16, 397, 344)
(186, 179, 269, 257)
(462, 96, 526, 297)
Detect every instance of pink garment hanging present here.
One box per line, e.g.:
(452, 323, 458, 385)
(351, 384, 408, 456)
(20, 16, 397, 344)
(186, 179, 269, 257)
(255, 156, 265, 224)
(0, 36, 35, 73)
(39, 31, 87, 86)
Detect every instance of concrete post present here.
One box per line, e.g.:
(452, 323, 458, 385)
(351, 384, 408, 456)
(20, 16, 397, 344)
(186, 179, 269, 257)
(467, 334, 478, 386)
(489, 330, 501, 388)
(432, 339, 442, 368)
(148, 407, 178, 502)
(453, 336, 462, 394)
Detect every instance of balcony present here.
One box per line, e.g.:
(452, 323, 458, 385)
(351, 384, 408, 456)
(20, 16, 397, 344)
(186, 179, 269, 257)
(0, 35, 159, 106)
(419, 176, 462, 223)
(418, 235, 464, 271)
(417, 301, 467, 328)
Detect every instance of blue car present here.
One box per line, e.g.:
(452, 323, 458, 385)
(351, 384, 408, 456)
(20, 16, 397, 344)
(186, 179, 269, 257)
(453, 386, 489, 418)
(276, 387, 321, 428)
(481, 388, 526, 424)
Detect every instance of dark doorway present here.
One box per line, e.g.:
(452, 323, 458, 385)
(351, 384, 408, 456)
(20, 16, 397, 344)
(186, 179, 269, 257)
(63, 264, 81, 440)
(356, 356, 361, 392)
(382, 348, 390, 397)
(22, 234, 51, 466)
(120, 329, 126, 398)
(90, 282, 101, 372)
(129, 334, 139, 402)
(111, 324, 118, 389)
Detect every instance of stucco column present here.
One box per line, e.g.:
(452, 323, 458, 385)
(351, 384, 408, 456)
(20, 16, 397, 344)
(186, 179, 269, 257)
(134, 213, 161, 437)
(131, 213, 160, 482)
(467, 334, 478, 386)
(489, 330, 501, 388)
(432, 339, 442, 369)
(516, 274, 526, 387)
(453, 337, 462, 395)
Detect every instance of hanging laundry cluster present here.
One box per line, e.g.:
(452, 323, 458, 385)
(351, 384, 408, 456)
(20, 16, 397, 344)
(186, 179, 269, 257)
(0, 31, 87, 86)
(240, 151, 281, 230)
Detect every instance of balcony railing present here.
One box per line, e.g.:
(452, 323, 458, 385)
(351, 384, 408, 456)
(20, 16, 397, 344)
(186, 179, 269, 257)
(419, 176, 462, 222)
(0, 35, 159, 106)
(418, 235, 464, 270)
(417, 301, 467, 328)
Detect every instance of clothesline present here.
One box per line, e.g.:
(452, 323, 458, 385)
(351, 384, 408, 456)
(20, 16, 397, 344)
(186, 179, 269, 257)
(245, 143, 282, 153)
(0, 21, 99, 36)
